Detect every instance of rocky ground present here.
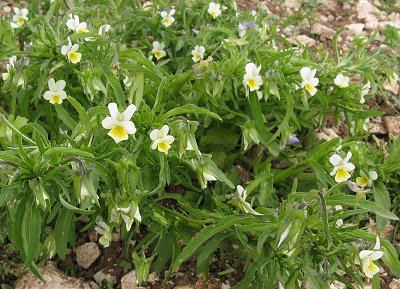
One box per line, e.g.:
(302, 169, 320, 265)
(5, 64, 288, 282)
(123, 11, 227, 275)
(1, 0, 400, 288)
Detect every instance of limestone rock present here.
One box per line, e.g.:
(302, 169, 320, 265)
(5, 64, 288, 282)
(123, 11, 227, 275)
(311, 23, 336, 40)
(121, 270, 137, 289)
(383, 116, 400, 138)
(14, 263, 90, 289)
(93, 270, 116, 285)
(289, 35, 317, 46)
(357, 0, 380, 20)
(75, 242, 100, 269)
(390, 278, 400, 289)
(345, 23, 365, 34)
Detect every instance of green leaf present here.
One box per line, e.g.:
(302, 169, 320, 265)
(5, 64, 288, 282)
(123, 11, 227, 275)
(373, 182, 391, 232)
(55, 104, 77, 131)
(163, 104, 222, 121)
(54, 207, 74, 260)
(248, 93, 279, 156)
(171, 216, 254, 272)
(59, 195, 94, 215)
(95, 61, 125, 107)
(326, 194, 398, 220)
(43, 147, 94, 159)
(22, 202, 42, 265)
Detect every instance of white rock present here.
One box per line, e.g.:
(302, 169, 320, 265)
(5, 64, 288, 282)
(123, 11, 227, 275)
(311, 23, 336, 39)
(390, 278, 400, 289)
(121, 270, 137, 289)
(14, 263, 90, 289)
(345, 23, 365, 34)
(88, 281, 99, 289)
(93, 270, 116, 285)
(75, 242, 100, 269)
(357, 0, 380, 19)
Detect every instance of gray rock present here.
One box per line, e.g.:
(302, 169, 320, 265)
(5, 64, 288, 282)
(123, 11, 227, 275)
(75, 242, 100, 269)
(93, 270, 116, 285)
(311, 23, 336, 40)
(121, 270, 137, 289)
(14, 262, 90, 289)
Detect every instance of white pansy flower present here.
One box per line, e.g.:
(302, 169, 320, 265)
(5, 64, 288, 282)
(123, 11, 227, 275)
(356, 170, 378, 188)
(66, 14, 89, 33)
(243, 63, 263, 92)
(191, 45, 205, 63)
(208, 2, 222, 18)
(200, 167, 217, 189)
(300, 67, 319, 96)
(61, 37, 82, 64)
(123, 75, 133, 87)
(150, 125, 175, 154)
(359, 236, 384, 278)
(152, 41, 166, 60)
(43, 78, 67, 104)
(161, 9, 175, 27)
(98, 24, 111, 35)
(2, 56, 17, 81)
(95, 219, 112, 248)
(334, 73, 350, 88)
(11, 7, 28, 28)
(101, 103, 137, 143)
(236, 185, 262, 215)
(329, 151, 355, 183)
(116, 205, 141, 231)
(360, 81, 370, 104)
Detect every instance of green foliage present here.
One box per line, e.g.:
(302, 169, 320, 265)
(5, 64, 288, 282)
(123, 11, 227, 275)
(0, 0, 399, 287)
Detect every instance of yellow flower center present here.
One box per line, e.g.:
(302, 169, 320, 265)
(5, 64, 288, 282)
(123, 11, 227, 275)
(68, 52, 80, 63)
(77, 28, 88, 33)
(247, 79, 257, 89)
(17, 17, 25, 25)
(109, 125, 128, 140)
(305, 83, 314, 92)
(336, 167, 350, 181)
(211, 11, 218, 17)
(163, 18, 170, 25)
(365, 261, 379, 276)
(51, 95, 62, 104)
(356, 176, 368, 187)
(157, 141, 170, 152)
(194, 54, 201, 62)
(154, 51, 163, 60)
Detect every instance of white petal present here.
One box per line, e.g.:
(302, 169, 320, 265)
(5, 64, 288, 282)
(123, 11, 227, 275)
(55, 79, 66, 90)
(161, 11, 168, 17)
(373, 236, 380, 250)
(170, 9, 175, 16)
(160, 125, 169, 137)
(122, 121, 136, 134)
(150, 129, 162, 141)
(329, 154, 342, 166)
(245, 63, 257, 75)
(344, 162, 355, 172)
(61, 45, 69, 55)
(66, 18, 76, 30)
(102, 117, 118, 129)
(344, 151, 352, 163)
(151, 139, 160, 150)
(71, 44, 79, 52)
(108, 102, 119, 118)
(300, 67, 312, 80)
(48, 78, 56, 91)
(359, 250, 374, 260)
(122, 104, 136, 120)
(369, 171, 378, 180)
(369, 250, 383, 261)
(134, 207, 142, 222)
(161, 135, 174, 144)
(236, 185, 245, 196)
(43, 91, 54, 100)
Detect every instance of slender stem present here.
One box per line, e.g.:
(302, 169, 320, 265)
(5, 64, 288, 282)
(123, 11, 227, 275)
(0, 114, 36, 145)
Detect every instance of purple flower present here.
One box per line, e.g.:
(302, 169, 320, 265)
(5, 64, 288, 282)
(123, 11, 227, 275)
(280, 135, 300, 150)
(238, 21, 257, 37)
